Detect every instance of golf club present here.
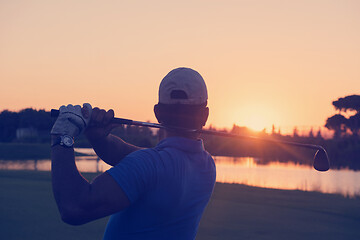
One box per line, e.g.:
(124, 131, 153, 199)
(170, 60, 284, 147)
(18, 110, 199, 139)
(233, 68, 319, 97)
(51, 109, 330, 172)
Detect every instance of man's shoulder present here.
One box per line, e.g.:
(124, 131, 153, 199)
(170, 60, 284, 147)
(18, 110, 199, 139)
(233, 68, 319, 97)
(124, 137, 212, 163)
(125, 147, 160, 161)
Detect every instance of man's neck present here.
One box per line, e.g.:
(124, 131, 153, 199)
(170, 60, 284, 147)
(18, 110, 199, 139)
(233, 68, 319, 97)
(165, 129, 200, 140)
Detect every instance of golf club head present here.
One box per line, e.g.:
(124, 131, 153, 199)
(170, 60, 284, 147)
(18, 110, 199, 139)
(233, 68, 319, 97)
(313, 149, 330, 172)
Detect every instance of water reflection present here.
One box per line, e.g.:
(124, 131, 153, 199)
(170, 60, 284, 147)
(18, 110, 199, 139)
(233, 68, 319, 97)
(214, 156, 360, 198)
(0, 153, 359, 197)
(0, 156, 110, 173)
(0, 159, 51, 171)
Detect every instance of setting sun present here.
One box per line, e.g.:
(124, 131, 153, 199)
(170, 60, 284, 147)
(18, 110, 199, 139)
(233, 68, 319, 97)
(242, 114, 269, 132)
(230, 103, 279, 132)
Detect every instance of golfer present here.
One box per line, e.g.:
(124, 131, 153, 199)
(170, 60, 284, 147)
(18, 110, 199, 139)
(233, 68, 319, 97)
(50, 67, 216, 239)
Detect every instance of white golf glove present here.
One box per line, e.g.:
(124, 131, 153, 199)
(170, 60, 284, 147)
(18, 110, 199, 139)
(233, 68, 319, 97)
(51, 103, 92, 138)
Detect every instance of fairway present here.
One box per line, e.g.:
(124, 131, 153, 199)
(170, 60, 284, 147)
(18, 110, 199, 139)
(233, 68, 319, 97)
(1, 170, 359, 240)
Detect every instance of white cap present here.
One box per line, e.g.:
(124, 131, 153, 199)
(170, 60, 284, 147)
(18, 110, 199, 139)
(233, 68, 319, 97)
(159, 67, 208, 105)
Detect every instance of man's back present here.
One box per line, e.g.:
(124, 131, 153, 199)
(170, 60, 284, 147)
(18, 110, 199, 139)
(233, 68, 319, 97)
(104, 137, 216, 239)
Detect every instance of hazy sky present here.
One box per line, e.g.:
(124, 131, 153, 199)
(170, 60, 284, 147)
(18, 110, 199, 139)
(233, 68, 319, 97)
(1, 0, 359, 134)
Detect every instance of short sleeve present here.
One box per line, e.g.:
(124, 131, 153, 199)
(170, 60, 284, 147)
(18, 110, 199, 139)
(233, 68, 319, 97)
(106, 150, 156, 203)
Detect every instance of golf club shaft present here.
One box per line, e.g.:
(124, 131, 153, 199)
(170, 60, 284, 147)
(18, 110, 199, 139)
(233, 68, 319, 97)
(50, 109, 325, 152)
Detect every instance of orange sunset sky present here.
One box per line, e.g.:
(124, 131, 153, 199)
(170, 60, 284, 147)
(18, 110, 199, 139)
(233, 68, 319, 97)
(1, 0, 359, 134)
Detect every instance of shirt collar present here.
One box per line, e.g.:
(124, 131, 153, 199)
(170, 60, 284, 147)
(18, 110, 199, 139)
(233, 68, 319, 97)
(156, 137, 205, 153)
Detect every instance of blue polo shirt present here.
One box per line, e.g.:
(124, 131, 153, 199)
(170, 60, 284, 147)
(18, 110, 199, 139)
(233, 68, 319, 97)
(104, 137, 216, 240)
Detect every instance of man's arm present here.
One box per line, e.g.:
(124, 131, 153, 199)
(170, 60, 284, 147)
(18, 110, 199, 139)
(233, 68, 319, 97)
(51, 139, 130, 225)
(50, 104, 132, 225)
(87, 133, 141, 166)
(84, 108, 142, 166)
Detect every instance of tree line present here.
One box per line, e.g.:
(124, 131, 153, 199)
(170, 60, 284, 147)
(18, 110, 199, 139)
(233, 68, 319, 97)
(0, 108, 53, 142)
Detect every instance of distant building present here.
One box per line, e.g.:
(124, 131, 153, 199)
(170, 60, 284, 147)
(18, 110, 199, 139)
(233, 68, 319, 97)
(16, 127, 38, 140)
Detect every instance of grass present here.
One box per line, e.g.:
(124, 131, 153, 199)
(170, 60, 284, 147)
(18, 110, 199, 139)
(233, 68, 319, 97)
(1, 170, 359, 240)
(0, 171, 108, 240)
(198, 183, 360, 240)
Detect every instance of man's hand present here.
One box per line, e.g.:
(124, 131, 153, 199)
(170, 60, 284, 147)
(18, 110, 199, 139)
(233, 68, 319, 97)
(51, 103, 92, 138)
(83, 107, 117, 142)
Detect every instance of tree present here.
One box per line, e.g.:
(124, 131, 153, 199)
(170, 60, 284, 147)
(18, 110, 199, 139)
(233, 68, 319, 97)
(0, 110, 19, 142)
(308, 127, 314, 138)
(293, 127, 299, 138)
(347, 113, 360, 137)
(316, 128, 323, 139)
(325, 114, 347, 138)
(332, 95, 360, 113)
(326, 95, 360, 138)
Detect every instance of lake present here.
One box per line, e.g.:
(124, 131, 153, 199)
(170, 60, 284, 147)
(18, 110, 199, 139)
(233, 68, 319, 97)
(0, 148, 359, 197)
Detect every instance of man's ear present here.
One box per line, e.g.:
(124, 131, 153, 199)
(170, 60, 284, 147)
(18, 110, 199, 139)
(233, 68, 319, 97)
(154, 104, 162, 124)
(201, 107, 209, 126)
